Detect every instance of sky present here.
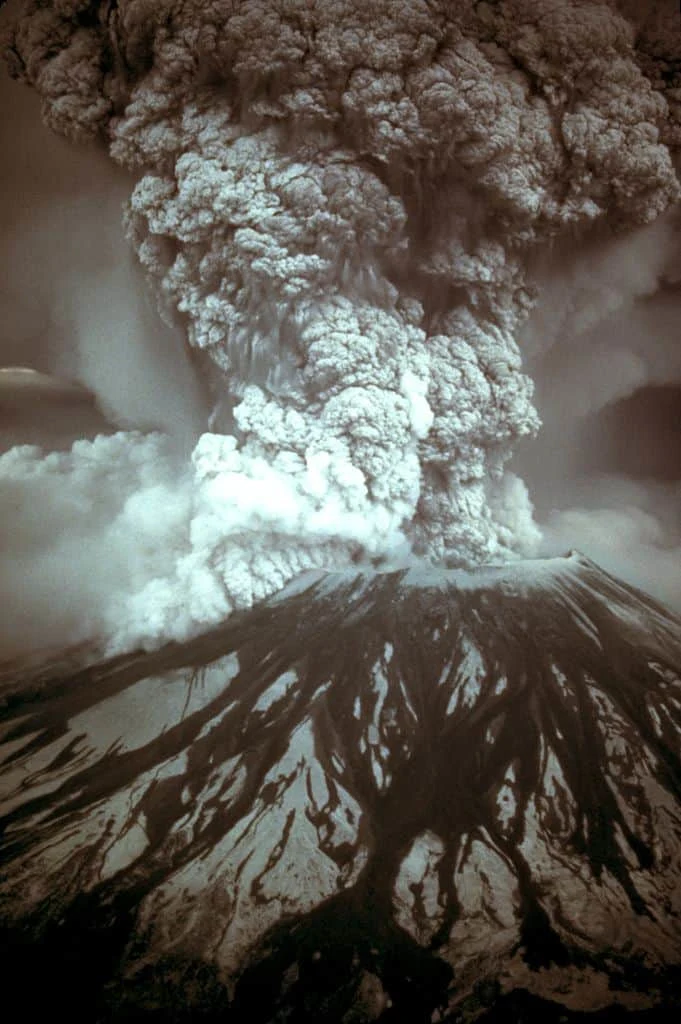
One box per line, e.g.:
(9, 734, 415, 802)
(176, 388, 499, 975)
(0, 69, 207, 444)
(511, 217, 681, 608)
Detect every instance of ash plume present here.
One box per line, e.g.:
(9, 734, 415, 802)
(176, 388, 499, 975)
(1, 0, 680, 654)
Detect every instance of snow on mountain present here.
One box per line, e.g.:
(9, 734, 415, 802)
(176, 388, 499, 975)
(1, 551, 680, 1021)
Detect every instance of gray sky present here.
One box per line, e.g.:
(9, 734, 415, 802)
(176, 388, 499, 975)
(0, 65, 207, 446)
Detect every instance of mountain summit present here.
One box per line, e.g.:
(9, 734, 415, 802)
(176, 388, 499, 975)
(1, 552, 680, 1021)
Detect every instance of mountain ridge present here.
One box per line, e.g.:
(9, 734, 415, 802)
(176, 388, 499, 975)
(1, 552, 680, 1021)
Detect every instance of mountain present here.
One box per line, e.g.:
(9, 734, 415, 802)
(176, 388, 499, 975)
(1, 551, 680, 1022)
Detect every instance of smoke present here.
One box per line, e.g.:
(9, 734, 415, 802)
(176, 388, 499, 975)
(0, 0, 679, 655)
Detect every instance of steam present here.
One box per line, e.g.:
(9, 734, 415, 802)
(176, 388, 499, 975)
(1, 0, 679, 656)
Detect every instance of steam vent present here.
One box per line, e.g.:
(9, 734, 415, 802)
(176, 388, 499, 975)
(1, 552, 680, 1022)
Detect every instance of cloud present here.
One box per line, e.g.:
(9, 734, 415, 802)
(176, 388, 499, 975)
(0, 0, 679, 653)
(0, 427, 416, 657)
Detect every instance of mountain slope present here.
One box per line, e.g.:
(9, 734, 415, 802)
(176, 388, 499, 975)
(1, 552, 680, 1021)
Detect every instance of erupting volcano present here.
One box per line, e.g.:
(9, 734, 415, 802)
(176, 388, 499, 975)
(1, 1, 681, 1019)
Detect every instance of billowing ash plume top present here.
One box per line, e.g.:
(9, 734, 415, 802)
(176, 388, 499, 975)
(1, 0, 680, 653)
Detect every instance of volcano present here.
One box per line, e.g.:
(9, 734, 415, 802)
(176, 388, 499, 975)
(1, 551, 680, 1022)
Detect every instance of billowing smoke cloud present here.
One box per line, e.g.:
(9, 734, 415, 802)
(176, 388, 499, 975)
(0, 0, 679, 656)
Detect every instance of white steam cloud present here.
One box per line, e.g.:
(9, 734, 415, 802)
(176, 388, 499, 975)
(0, 0, 680, 656)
